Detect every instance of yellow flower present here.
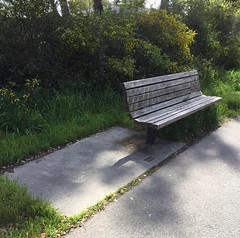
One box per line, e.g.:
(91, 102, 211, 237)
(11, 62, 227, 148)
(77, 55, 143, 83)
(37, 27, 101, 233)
(23, 94, 30, 98)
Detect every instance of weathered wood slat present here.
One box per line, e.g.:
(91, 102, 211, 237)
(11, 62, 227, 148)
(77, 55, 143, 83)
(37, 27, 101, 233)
(127, 80, 200, 104)
(152, 97, 222, 129)
(123, 70, 198, 90)
(128, 87, 200, 112)
(136, 95, 208, 123)
(130, 91, 202, 119)
(147, 96, 213, 124)
(125, 75, 199, 98)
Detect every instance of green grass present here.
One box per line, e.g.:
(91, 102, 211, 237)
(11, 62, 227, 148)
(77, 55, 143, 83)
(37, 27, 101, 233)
(0, 176, 65, 238)
(205, 70, 240, 119)
(0, 176, 107, 238)
(0, 89, 139, 167)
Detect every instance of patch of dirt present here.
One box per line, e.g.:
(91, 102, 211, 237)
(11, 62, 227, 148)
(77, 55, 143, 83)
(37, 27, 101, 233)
(118, 133, 146, 152)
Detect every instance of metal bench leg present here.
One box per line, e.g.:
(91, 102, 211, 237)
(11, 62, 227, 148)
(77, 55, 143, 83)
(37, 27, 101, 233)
(146, 127, 156, 145)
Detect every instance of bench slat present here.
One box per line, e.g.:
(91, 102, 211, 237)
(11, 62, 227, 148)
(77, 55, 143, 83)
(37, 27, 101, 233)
(127, 80, 200, 104)
(147, 96, 214, 124)
(130, 91, 202, 119)
(125, 75, 199, 98)
(123, 70, 198, 90)
(152, 97, 222, 129)
(128, 87, 200, 112)
(136, 95, 208, 123)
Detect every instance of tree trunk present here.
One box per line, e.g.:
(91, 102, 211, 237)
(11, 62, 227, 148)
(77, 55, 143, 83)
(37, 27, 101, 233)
(49, 0, 60, 16)
(160, 0, 170, 10)
(93, 0, 103, 12)
(59, 0, 70, 16)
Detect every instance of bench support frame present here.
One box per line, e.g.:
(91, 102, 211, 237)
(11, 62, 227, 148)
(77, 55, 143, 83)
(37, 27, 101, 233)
(146, 127, 156, 145)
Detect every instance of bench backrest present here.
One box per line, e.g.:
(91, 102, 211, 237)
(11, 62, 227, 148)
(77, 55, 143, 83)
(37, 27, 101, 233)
(122, 70, 202, 119)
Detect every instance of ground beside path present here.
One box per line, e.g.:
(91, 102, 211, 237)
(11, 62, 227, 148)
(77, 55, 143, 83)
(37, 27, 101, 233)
(66, 117, 240, 238)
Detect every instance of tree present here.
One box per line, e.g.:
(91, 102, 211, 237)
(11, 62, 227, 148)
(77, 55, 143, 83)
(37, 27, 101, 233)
(160, 0, 170, 10)
(93, 0, 103, 12)
(49, 0, 61, 15)
(59, 0, 70, 16)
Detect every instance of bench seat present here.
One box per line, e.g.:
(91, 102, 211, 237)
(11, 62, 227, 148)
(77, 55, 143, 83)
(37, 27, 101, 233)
(122, 70, 222, 144)
(135, 93, 221, 129)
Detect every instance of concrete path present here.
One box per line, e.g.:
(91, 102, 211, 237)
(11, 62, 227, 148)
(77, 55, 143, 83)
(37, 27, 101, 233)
(7, 127, 184, 216)
(66, 117, 240, 238)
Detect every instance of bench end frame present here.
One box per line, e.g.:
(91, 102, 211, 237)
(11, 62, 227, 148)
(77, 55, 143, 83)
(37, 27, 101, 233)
(146, 127, 156, 145)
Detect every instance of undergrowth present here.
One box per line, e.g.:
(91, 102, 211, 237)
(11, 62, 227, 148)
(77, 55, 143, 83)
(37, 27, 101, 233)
(0, 88, 137, 167)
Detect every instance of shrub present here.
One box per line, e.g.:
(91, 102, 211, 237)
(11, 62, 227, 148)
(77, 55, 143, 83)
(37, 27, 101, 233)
(0, 4, 196, 90)
(165, 0, 240, 69)
(136, 10, 195, 71)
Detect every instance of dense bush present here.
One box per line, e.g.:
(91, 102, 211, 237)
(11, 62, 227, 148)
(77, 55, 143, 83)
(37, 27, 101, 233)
(163, 0, 240, 69)
(0, 1, 63, 88)
(0, 1, 195, 90)
(136, 10, 195, 71)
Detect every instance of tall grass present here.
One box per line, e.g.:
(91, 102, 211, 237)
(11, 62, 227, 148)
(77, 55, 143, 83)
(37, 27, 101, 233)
(203, 70, 240, 119)
(0, 88, 136, 167)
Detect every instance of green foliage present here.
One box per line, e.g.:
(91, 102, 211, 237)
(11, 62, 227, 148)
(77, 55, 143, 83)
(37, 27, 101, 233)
(0, 0, 62, 87)
(0, 175, 80, 237)
(136, 10, 195, 72)
(224, 92, 240, 111)
(165, 0, 240, 69)
(68, 0, 93, 13)
(0, 3, 195, 89)
(0, 176, 60, 228)
(0, 79, 46, 134)
(133, 41, 170, 77)
(211, 70, 240, 117)
(115, 0, 145, 11)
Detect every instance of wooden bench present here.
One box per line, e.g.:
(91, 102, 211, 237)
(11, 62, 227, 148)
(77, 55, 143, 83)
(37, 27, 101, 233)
(122, 70, 222, 144)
